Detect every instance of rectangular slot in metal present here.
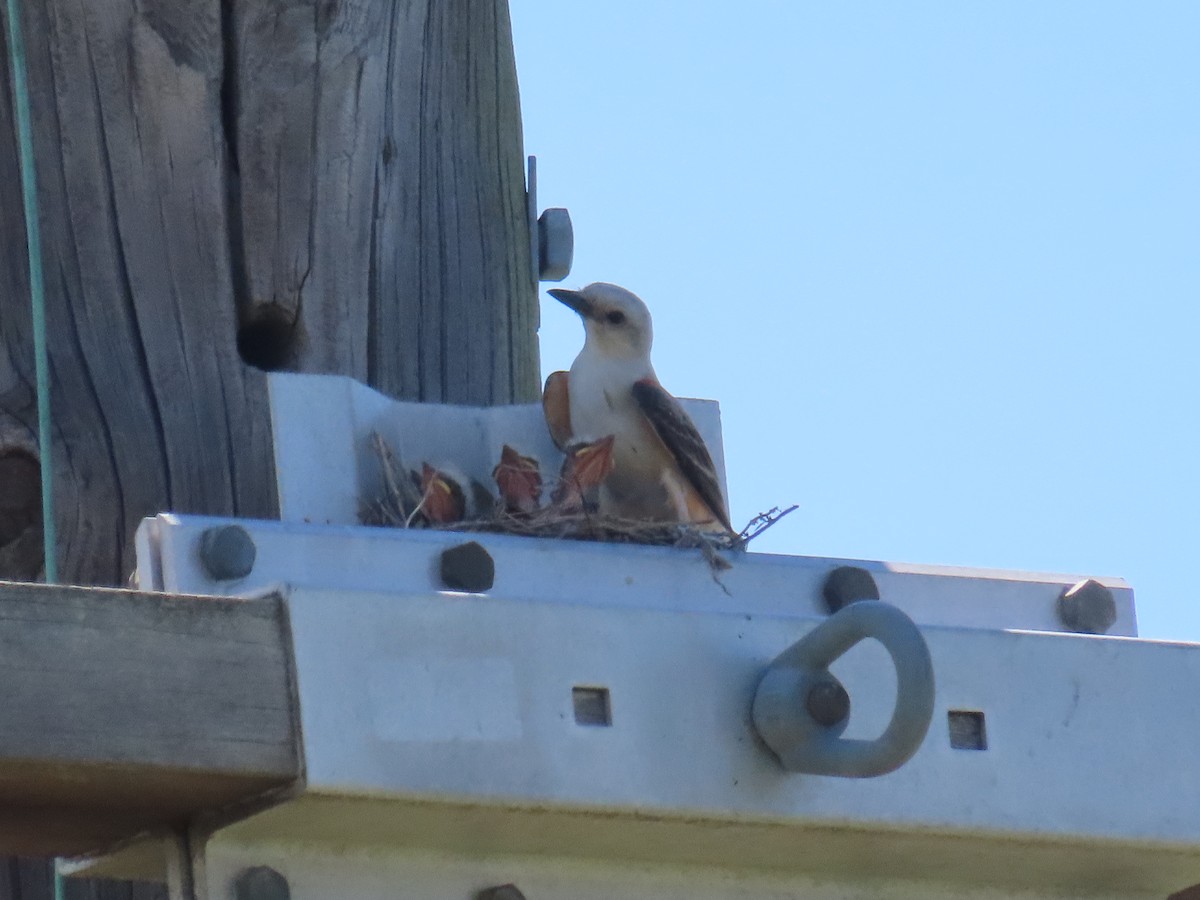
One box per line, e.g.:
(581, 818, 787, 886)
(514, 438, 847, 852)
(573, 686, 611, 727)
(948, 710, 987, 750)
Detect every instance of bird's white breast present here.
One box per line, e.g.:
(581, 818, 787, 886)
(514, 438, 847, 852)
(567, 352, 650, 445)
(567, 348, 676, 519)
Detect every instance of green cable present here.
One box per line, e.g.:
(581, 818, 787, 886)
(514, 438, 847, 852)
(3, 5, 63, 895)
(3, 0, 58, 585)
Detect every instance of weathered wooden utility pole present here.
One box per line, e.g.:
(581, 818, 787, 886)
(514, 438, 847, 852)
(0, 0, 536, 581)
(0, 0, 537, 896)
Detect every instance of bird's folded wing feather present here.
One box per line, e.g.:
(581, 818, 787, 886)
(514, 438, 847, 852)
(631, 379, 733, 531)
(542, 371, 573, 450)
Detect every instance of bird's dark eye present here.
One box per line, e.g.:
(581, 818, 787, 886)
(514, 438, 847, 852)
(605, 310, 626, 325)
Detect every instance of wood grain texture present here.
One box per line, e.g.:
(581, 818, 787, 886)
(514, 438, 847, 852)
(0, 0, 277, 586)
(367, 0, 539, 403)
(0, 582, 300, 858)
(0, 0, 537, 585)
(0, 858, 167, 900)
(0, 855, 166, 900)
(230, 0, 538, 403)
(0, 1, 534, 893)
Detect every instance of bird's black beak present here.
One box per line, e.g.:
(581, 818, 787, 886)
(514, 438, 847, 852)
(548, 288, 594, 320)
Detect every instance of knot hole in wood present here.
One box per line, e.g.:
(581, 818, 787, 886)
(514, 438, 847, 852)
(238, 304, 302, 372)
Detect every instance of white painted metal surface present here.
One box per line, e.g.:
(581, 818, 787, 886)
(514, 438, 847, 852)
(199, 839, 1171, 900)
(272, 585, 1199, 848)
(97, 375, 1200, 898)
(192, 569, 1198, 898)
(134, 514, 1137, 636)
(266, 372, 729, 526)
(122, 514, 1198, 896)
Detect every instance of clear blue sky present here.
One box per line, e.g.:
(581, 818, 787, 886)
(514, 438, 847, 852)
(510, 3, 1199, 641)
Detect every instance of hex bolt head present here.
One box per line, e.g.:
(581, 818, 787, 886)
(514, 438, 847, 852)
(1057, 578, 1117, 634)
(806, 678, 851, 728)
(199, 524, 256, 581)
(440, 541, 495, 592)
(476, 886, 527, 900)
(822, 565, 880, 614)
(537, 207, 574, 282)
(234, 866, 290, 900)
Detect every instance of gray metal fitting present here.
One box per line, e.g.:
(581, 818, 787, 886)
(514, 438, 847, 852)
(752, 600, 935, 778)
(538, 208, 574, 282)
(526, 155, 574, 283)
(476, 886, 527, 900)
(822, 565, 880, 613)
(440, 541, 495, 593)
(806, 677, 851, 728)
(1057, 578, 1117, 634)
(199, 524, 256, 581)
(234, 866, 290, 900)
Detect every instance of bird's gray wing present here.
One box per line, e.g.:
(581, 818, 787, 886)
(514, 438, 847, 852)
(631, 379, 733, 531)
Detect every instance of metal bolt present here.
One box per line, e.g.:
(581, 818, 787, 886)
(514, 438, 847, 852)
(806, 678, 851, 728)
(199, 524, 256, 581)
(440, 541, 495, 592)
(1167, 880, 1200, 900)
(526, 155, 574, 285)
(476, 886, 527, 900)
(821, 565, 880, 613)
(1057, 578, 1116, 634)
(537, 208, 574, 282)
(234, 866, 290, 900)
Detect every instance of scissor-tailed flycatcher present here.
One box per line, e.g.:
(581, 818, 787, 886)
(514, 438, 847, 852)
(543, 282, 733, 533)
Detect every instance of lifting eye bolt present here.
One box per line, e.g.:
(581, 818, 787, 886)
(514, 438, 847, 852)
(752, 601, 935, 778)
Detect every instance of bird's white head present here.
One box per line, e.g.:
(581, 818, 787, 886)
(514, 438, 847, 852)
(549, 282, 654, 363)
